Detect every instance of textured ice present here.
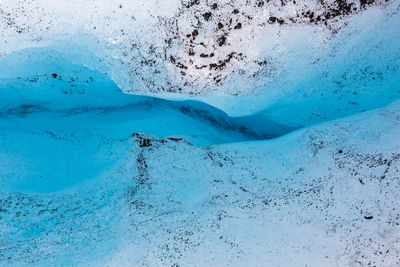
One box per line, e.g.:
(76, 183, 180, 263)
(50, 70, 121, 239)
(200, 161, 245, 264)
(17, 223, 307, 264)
(0, 0, 400, 266)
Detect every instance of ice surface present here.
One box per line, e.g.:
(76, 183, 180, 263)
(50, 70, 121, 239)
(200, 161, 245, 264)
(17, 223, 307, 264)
(0, 0, 399, 266)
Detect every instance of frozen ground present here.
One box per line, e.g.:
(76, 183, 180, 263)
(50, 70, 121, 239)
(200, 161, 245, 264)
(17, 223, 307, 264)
(0, 0, 399, 266)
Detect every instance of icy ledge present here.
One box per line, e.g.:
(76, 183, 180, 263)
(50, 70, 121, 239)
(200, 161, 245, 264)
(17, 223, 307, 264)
(0, 0, 399, 125)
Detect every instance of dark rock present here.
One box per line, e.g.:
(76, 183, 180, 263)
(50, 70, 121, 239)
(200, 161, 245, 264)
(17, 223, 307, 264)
(234, 23, 242, 30)
(203, 12, 212, 21)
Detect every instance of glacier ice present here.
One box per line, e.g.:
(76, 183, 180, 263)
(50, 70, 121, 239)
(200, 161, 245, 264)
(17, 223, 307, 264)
(0, 0, 400, 266)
